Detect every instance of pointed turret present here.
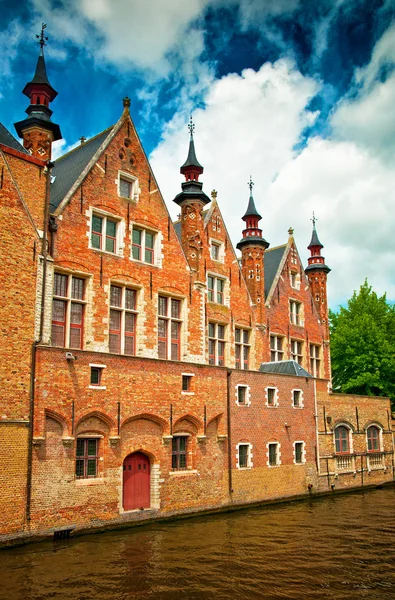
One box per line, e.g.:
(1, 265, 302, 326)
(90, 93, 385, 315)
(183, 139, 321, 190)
(173, 118, 210, 279)
(14, 24, 62, 160)
(305, 214, 330, 339)
(236, 178, 269, 323)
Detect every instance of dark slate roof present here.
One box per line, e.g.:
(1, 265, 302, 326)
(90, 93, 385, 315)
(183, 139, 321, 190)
(173, 220, 181, 242)
(181, 135, 203, 169)
(259, 360, 313, 378)
(308, 226, 323, 249)
(0, 122, 29, 154)
(264, 244, 286, 298)
(31, 55, 51, 86)
(50, 127, 113, 211)
(242, 193, 261, 220)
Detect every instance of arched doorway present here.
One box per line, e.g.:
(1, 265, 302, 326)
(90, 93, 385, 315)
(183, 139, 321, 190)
(123, 452, 150, 511)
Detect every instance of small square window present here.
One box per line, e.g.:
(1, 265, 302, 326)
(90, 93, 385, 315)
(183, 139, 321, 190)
(295, 442, 304, 464)
(90, 367, 102, 386)
(268, 443, 279, 466)
(182, 375, 192, 391)
(267, 387, 277, 406)
(237, 386, 247, 405)
(293, 390, 302, 407)
(119, 173, 138, 200)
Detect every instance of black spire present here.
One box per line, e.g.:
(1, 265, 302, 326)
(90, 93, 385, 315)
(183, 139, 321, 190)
(236, 177, 269, 251)
(174, 116, 209, 207)
(180, 117, 203, 178)
(242, 176, 262, 220)
(307, 213, 323, 249)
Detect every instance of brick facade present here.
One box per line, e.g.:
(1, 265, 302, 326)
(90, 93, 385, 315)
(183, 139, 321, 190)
(0, 51, 393, 546)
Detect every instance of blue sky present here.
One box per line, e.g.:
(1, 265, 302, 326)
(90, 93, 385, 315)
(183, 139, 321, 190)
(1, 0, 395, 308)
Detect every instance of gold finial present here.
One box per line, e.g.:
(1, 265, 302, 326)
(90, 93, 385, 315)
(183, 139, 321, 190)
(288, 227, 294, 236)
(123, 96, 131, 108)
(211, 189, 217, 200)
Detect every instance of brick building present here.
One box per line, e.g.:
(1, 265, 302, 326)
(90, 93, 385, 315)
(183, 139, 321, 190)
(0, 41, 393, 545)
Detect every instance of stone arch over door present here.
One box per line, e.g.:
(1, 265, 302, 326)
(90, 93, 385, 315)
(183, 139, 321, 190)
(123, 452, 151, 511)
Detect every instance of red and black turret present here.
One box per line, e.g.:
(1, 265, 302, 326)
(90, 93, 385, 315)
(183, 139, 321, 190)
(236, 178, 269, 323)
(173, 117, 210, 278)
(14, 24, 62, 160)
(305, 214, 330, 338)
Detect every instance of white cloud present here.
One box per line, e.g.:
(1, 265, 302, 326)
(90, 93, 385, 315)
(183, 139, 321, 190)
(151, 57, 395, 308)
(331, 23, 395, 160)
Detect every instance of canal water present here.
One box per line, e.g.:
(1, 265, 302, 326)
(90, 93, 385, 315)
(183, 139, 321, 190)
(2, 486, 395, 600)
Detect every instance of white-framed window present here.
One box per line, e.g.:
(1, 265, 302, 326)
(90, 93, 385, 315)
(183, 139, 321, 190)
(118, 171, 139, 201)
(158, 296, 182, 360)
(235, 384, 250, 406)
(181, 373, 195, 394)
(290, 300, 302, 325)
(207, 275, 225, 304)
(52, 272, 86, 349)
(89, 363, 107, 390)
(210, 240, 224, 262)
(91, 211, 121, 254)
(290, 271, 300, 289)
(366, 425, 384, 470)
(208, 322, 226, 366)
(310, 344, 321, 377)
(109, 285, 137, 355)
(270, 335, 284, 361)
(236, 443, 252, 469)
(131, 225, 156, 265)
(290, 339, 303, 364)
(265, 386, 278, 407)
(293, 441, 305, 464)
(267, 442, 281, 467)
(235, 328, 250, 369)
(292, 389, 304, 408)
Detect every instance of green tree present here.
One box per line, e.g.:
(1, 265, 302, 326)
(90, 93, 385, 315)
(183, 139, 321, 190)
(329, 280, 395, 408)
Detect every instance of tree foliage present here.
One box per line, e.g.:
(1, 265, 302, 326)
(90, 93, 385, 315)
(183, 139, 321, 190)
(329, 280, 395, 407)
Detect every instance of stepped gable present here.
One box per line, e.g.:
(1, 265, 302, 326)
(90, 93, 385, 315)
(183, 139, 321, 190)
(50, 127, 113, 211)
(0, 123, 29, 154)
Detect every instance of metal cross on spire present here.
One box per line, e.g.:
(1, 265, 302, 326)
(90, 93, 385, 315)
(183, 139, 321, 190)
(188, 115, 195, 137)
(36, 23, 48, 54)
(248, 175, 254, 194)
(311, 211, 317, 227)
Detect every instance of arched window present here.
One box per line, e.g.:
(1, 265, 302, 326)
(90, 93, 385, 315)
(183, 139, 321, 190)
(367, 426, 380, 452)
(335, 425, 350, 453)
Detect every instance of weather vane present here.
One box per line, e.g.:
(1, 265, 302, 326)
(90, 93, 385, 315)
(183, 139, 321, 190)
(311, 211, 317, 227)
(188, 115, 195, 137)
(248, 175, 254, 193)
(37, 23, 48, 52)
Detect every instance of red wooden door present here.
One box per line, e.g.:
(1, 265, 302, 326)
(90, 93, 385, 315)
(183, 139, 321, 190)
(123, 452, 150, 511)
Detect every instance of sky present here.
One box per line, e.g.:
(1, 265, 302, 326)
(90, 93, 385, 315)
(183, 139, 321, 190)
(1, 0, 395, 310)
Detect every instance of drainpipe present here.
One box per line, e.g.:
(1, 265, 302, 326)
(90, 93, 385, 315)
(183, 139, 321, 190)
(226, 370, 233, 496)
(26, 160, 53, 524)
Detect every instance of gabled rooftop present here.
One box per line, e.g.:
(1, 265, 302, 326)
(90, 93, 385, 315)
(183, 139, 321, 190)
(264, 244, 287, 299)
(50, 127, 113, 211)
(0, 123, 29, 154)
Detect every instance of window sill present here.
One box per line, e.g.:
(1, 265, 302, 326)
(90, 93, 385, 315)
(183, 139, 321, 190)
(181, 391, 195, 396)
(268, 464, 281, 468)
(89, 385, 107, 390)
(130, 258, 159, 268)
(292, 406, 304, 410)
(90, 247, 122, 258)
(75, 478, 104, 486)
(169, 469, 198, 476)
(266, 405, 279, 409)
(237, 466, 252, 470)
